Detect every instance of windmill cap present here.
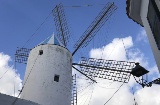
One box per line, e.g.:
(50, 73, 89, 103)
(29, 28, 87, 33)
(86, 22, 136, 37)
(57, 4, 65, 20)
(39, 34, 64, 47)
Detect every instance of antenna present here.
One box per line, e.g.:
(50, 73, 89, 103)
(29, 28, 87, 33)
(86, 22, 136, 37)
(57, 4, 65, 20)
(72, 2, 117, 56)
(52, 3, 70, 47)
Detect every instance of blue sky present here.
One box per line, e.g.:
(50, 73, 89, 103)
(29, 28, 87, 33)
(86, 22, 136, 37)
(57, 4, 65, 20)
(0, 0, 160, 104)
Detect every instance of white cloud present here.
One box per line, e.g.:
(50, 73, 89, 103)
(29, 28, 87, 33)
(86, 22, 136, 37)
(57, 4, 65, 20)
(89, 36, 148, 68)
(149, 65, 159, 74)
(90, 82, 134, 105)
(89, 36, 133, 61)
(136, 28, 148, 43)
(127, 48, 149, 67)
(0, 52, 22, 96)
(135, 85, 160, 105)
(76, 35, 160, 105)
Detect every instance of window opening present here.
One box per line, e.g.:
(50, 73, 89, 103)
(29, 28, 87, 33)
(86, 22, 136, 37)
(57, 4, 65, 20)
(39, 50, 43, 55)
(54, 75, 60, 82)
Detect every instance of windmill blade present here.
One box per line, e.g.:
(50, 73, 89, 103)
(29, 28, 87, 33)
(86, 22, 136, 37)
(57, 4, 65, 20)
(72, 2, 117, 56)
(52, 3, 70, 47)
(15, 47, 31, 64)
(72, 66, 97, 83)
(73, 57, 136, 83)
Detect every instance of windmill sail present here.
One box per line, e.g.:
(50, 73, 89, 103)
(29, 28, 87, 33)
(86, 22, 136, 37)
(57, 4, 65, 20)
(53, 3, 70, 47)
(73, 57, 136, 83)
(15, 47, 31, 64)
(72, 2, 117, 56)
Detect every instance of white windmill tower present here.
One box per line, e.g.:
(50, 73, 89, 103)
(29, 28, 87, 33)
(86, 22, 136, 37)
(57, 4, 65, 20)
(13, 2, 153, 105)
(20, 34, 72, 105)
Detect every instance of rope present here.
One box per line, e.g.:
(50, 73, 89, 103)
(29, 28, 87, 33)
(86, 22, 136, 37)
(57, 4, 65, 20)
(0, 54, 15, 80)
(77, 82, 94, 94)
(0, 70, 9, 80)
(132, 87, 138, 105)
(107, 38, 120, 59)
(78, 82, 94, 105)
(78, 86, 91, 103)
(64, 4, 106, 8)
(22, 12, 52, 48)
(87, 83, 95, 105)
(121, 38, 129, 60)
(82, 91, 91, 105)
(14, 61, 17, 97)
(97, 84, 118, 90)
(103, 83, 124, 105)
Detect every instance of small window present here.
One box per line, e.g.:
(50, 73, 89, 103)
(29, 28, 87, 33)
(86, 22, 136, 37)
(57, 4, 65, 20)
(39, 50, 43, 55)
(54, 75, 59, 82)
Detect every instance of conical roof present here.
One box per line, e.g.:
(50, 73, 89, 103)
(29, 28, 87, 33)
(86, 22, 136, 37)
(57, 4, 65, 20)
(40, 34, 64, 47)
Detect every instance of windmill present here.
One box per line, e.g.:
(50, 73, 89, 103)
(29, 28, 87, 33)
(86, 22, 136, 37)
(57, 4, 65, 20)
(14, 2, 151, 105)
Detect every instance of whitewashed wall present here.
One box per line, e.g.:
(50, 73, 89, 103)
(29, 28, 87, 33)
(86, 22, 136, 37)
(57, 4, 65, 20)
(21, 44, 72, 105)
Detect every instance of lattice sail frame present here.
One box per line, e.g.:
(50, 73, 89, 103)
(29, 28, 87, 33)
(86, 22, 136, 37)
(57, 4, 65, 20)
(75, 57, 136, 83)
(73, 2, 117, 54)
(52, 3, 70, 47)
(15, 48, 31, 64)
